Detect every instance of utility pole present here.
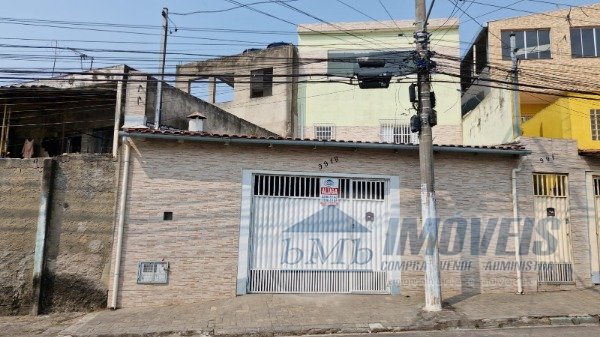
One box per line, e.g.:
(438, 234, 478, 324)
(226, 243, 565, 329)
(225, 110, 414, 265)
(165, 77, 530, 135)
(415, 0, 442, 312)
(154, 7, 169, 130)
(510, 33, 521, 139)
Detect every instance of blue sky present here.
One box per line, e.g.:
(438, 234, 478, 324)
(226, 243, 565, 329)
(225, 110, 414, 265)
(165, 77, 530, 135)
(0, 0, 596, 83)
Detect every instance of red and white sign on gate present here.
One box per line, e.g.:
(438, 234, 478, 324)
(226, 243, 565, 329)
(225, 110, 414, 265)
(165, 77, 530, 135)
(320, 177, 339, 206)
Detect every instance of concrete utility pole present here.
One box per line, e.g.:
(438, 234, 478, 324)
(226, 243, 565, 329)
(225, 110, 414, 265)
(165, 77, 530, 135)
(510, 33, 521, 139)
(154, 7, 169, 130)
(415, 0, 442, 312)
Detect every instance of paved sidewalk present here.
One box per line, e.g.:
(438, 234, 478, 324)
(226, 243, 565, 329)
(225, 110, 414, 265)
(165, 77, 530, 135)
(1, 289, 599, 337)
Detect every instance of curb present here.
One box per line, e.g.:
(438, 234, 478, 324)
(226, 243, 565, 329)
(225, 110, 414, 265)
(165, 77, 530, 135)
(62, 314, 600, 337)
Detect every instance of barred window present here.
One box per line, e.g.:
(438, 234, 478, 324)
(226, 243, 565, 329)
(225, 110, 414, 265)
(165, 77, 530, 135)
(533, 173, 567, 197)
(314, 125, 335, 141)
(379, 121, 418, 144)
(252, 175, 386, 200)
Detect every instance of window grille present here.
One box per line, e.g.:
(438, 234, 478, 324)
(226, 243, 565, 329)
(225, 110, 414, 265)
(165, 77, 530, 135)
(571, 27, 600, 58)
(379, 121, 418, 144)
(501, 29, 551, 60)
(351, 180, 385, 200)
(591, 109, 600, 141)
(253, 174, 385, 200)
(137, 262, 169, 284)
(314, 125, 335, 141)
(533, 173, 568, 197)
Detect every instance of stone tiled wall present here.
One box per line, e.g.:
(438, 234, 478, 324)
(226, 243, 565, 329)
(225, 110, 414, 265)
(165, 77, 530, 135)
(518, 137, 600, 290)
(486, 4, 600, 92)
(109, 136, 600, 308)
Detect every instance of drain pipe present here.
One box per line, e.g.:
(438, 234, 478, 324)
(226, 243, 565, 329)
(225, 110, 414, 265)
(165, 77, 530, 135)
(512, 157, 524, 294)
(110, 137, 131, 309)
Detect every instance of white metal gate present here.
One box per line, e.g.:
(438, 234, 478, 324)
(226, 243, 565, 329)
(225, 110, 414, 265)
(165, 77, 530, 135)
(248, 173, 390, 293)
(533, 173, 573, 283)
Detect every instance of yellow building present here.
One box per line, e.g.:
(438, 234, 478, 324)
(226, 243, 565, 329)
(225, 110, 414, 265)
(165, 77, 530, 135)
(522, 94, 600, 151)
(460, 4, 600, 150)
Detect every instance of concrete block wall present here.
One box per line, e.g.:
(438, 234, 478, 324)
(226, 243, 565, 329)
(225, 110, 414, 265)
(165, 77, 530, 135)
(123, 71, 149, 128)
(175, 46, 298, 137)
(0, 159, 43, 315)
(41, 155, 117, 312)
(147, 84, 277, 137)
(0, 155, 117, 315)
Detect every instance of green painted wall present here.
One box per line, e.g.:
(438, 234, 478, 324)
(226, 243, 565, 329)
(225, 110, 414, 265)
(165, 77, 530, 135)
(298, 27, 462, 128)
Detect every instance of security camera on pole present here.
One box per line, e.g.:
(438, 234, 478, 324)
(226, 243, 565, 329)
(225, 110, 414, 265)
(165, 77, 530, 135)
(415, 0, 442, 312)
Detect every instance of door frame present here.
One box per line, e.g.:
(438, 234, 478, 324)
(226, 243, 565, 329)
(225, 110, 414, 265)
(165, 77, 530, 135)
(236, 169, 400, 295)
(532, 172, 574, 283)
(585, 171, 600, 284)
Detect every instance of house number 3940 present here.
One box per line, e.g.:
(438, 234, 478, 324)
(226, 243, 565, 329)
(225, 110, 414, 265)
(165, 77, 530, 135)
(319, 156, 339, 170)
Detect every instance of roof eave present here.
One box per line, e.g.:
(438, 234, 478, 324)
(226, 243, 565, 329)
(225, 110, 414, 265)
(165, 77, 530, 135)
(119, 131, 530, 156)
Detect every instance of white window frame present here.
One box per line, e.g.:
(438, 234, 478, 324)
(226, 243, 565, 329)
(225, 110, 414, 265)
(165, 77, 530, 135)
(137, 261, 169, 284)
(501, 29, 551, 60)
(591, 109, 600, 141)
(379, 120, 418, 144)
(314, 124, 335, 141)
(571, 27, 599, 58)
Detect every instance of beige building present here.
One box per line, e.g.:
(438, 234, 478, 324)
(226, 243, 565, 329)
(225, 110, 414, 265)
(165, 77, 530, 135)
(461, 3, 600, 146)
(107, 126, 600, 308)
(175, 44, 299, 138)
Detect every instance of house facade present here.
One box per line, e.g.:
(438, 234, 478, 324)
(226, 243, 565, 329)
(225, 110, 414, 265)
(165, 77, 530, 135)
(297, 18, 463, 144)
(461, 4, 600, 149)
(107, 127, 600, 308)
(0, 66, 276, 315)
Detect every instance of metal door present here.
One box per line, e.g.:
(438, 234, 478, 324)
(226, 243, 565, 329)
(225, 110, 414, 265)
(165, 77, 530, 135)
(248, 173, 390, 293)
(592, 176, 600, 283)
(533, 173, 573, 283)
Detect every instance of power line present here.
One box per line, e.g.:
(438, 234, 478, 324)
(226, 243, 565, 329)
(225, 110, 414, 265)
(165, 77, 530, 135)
(222, 0, 396, 52)
(467, 0, 600, 26)
(171, 0, 299, 15)
(336, 0, 384, 23)
(525, 0, 600, 12)
(377, 0, 415, 45)
(273, 0, 394, 49)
